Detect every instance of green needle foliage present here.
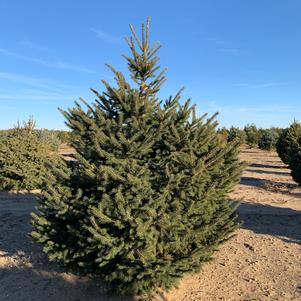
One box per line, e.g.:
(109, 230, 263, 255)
(0, 117, 61, 191)
(31, 19, 243, 296)
(258, 128, 279, 151)
(227, 126, 246, 144)
(244, 124, 261, 147)
(276, 121, 301, 165)
(276, 121, 301, 185)
(290, 152, 301, 186)
(35, 129, 61, 152)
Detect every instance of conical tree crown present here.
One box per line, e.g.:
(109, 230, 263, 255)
(31, 19, 243, 296)
(276, 120, 301, 164)
(0, 117, 60, 191)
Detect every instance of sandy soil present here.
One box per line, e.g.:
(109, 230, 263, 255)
(0, 147, 300, 301)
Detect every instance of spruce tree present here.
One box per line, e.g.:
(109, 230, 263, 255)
(244, 124, 261, 147)
(276, 121, 301, 185)
(31, 19, 243, 296)
(290, 153, 301, 186)
(227, 126, 246, 144)
(217, 127, 229, 144)
(258, 128, 279, 151)
(0, 117, 61, 191)
(276, 121, 301, 165)
(36, 129, 61, 152)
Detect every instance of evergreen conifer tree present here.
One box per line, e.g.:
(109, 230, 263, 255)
(244, 124, 261, 147)
(276, 121, 301, 185)
(36, 129, 61, 152)
(290, 152, 301, 186)
(0, 117, 61, 191)
(227, 126, 246, 144)
(217, 127, 229, 144)
(31, 19, 243, 295)
(276, 121, 301, 165)
(258, 128, 279, 151)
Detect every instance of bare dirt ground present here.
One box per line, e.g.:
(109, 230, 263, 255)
(0, 147, 300, 301)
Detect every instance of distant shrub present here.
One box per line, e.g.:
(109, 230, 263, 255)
(0, 118, 61, 191)
(227, 126, 246, 144)
(288, 132, 301, 186)
(276, 121, 301, 185)
(36, 129, 61, 151)
(54, 130, 73, 144)
(244, 124, 261, 147)
(258, 129, 279, 150)
(276, 121, 301, 165)
(217, 127, 229, 144)
(291, 155, 301, 186)
(271, 127, 284, 136)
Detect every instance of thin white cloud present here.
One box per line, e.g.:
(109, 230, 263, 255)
(0, 94, 66, 101)
(206, 38, 246, 56)
(235, 82, 281, 89)
(90, 28, 122, 44)
(0, 92, 77, 101)
(201, 99, 222, 112)
(219, 48, 243, 56)
(0, 48, 14, 56)
(0, 79, 79, 103)
(22, 39, 52, 52)
(199, 99, 301, 115)
(206, 37, 230, 45)
(0, 71, 86, 94)
(0, 48, 94, 73)
(0, 71, 50, 88)
(216, 104, 300, 114)
(228, 105, 301, 113)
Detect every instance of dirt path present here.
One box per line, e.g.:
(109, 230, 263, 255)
(0, 147, 300, 300)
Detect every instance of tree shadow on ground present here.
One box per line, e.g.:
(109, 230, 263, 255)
(266, 160, 284, 164)
(240, 150, 260, 154)
(0, 192, 136, 301)
(239, 176, 301, 198)
(237, 202, 301, 244)
(240, 176, 292, 188)
(248, 154, 278, 159)
(245, 168, 290, 176)
(0, 265, 132, 301)
(249, 163, 287, 169)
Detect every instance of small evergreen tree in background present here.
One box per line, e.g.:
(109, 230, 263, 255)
(227, 126, 246, 144)
(217, 127, 229, 144)
(276, 121, 301, 185)
(36, 129, 61, 152)
(0, 117, 61, 191)
(244, 124, 261, 147)
(258, 128, 279, 150)
(290, 146, 301, 186)
(276, 121, 301, 164)
(31, 19, 243, 296)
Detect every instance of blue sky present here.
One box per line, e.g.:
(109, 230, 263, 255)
(0, 0, 300, 129)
